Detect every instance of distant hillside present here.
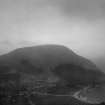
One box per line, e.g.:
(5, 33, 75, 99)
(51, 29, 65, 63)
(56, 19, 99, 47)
(0, 44, 104, 84)
(0, 44, 105, 105)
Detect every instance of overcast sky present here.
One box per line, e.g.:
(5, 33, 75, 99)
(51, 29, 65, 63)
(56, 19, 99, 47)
(0, 0, 105, 71)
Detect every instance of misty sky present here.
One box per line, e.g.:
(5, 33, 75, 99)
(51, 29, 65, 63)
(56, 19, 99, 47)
(0, 0, 105, 71)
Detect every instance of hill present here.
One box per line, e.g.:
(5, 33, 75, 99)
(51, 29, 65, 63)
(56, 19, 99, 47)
(0, 44, 105, 105)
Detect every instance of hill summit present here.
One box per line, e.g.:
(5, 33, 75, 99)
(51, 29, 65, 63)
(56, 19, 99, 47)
(0, 44, 99, 70)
